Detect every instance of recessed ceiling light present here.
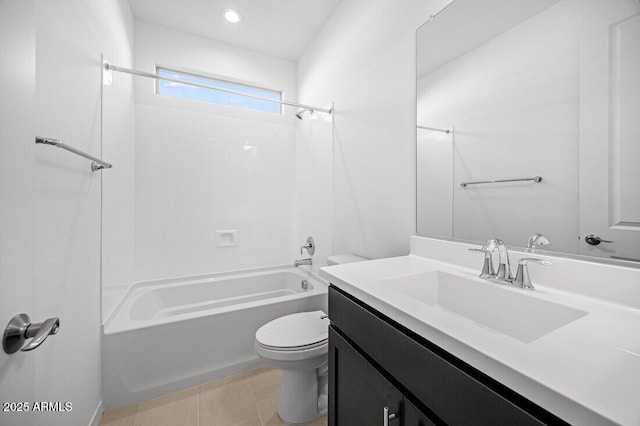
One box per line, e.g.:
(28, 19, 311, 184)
(221, 8, 243, 23)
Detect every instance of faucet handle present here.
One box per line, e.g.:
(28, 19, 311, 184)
(481, 239, 499, 252)
(493, 239, 514, 282)
(527, 233, 550, 249)
(469, 248, 495, 279)
(300, 236, 315, 255)
(513, 258, 551, 290)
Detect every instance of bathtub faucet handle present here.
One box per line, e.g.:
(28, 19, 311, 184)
(300, 236, 315, 255)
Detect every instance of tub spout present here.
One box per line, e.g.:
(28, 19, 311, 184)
(294, 258, 312, 267)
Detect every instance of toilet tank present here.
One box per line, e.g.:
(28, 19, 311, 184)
(327, 254, 368, 266)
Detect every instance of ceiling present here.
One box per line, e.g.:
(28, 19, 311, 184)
(128, 0, 341, 61)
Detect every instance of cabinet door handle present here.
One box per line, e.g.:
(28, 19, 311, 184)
(383, 407, 397, 426)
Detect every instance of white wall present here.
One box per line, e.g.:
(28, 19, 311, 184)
(132, 21, 300, 282)
(417, 0, 580, 253)
(297, 0, 453, 260)
(34, 1, 134, 425)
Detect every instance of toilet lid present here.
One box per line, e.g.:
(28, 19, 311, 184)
(256, 310, 329, 349)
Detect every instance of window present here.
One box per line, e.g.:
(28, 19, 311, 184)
(156, 67, 282, 114)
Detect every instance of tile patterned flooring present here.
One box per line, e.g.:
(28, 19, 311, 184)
(99, 366, 327, 426)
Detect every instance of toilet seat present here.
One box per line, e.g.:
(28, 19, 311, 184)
(256, 338, 327, 352)
(255, 310, 329, 351)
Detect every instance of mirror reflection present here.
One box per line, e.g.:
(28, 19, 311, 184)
(417, 0, 640, 263)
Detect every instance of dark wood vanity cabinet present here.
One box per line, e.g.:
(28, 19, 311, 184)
(329, 327, 403, 425)
(328, 285, 568, 426)
(329, 327, 434, 425)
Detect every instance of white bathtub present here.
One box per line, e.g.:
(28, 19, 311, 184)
(102, 266, 327, 411)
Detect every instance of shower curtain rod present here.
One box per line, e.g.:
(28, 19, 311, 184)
(104, 62, 333, 114)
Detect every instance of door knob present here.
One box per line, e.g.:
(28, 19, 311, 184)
(585, 234, 614, 246)
(3, 313, 60, 354)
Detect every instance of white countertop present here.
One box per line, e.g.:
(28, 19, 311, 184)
(320, 239, 640, 426)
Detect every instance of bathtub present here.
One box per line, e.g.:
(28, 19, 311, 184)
(102, 266, 327, 411)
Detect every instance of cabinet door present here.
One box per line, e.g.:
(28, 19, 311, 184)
(328, 326, 402, 426)
(404, 398, 436, 426)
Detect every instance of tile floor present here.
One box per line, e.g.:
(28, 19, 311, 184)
(99, 366, 327, 426)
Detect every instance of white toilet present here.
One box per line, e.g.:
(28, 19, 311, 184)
(255, 254, 366, 425)
(255, 311, 330, 424)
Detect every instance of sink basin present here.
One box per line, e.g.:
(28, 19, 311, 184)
(379, 271, 587, 343)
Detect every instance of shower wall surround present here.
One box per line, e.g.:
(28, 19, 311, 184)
(102, 20, 334, 318)
(295, 115, 334, 278)
(133, 107, 296, 281)
(133, 22, 299, 282)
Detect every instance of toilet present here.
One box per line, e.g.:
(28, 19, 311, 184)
(255, 254, 367, 424)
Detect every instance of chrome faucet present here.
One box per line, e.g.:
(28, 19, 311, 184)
(294, 258, 312, 267)
(513, 258, 551, 289)
(472, 239, 550, 290)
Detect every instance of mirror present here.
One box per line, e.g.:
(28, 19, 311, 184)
(416, 0, 640, 264)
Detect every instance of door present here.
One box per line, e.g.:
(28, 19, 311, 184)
(328, 327, 402, 426)
(579, 0, 640, 262)
(0, 1, 36, 425)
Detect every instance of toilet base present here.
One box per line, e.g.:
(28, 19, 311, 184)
(277, 368, 328, 425)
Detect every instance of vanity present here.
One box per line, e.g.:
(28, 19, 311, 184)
(320, 236, 640, 425)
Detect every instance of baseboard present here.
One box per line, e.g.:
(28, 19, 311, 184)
(89, 400, 103, 426)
